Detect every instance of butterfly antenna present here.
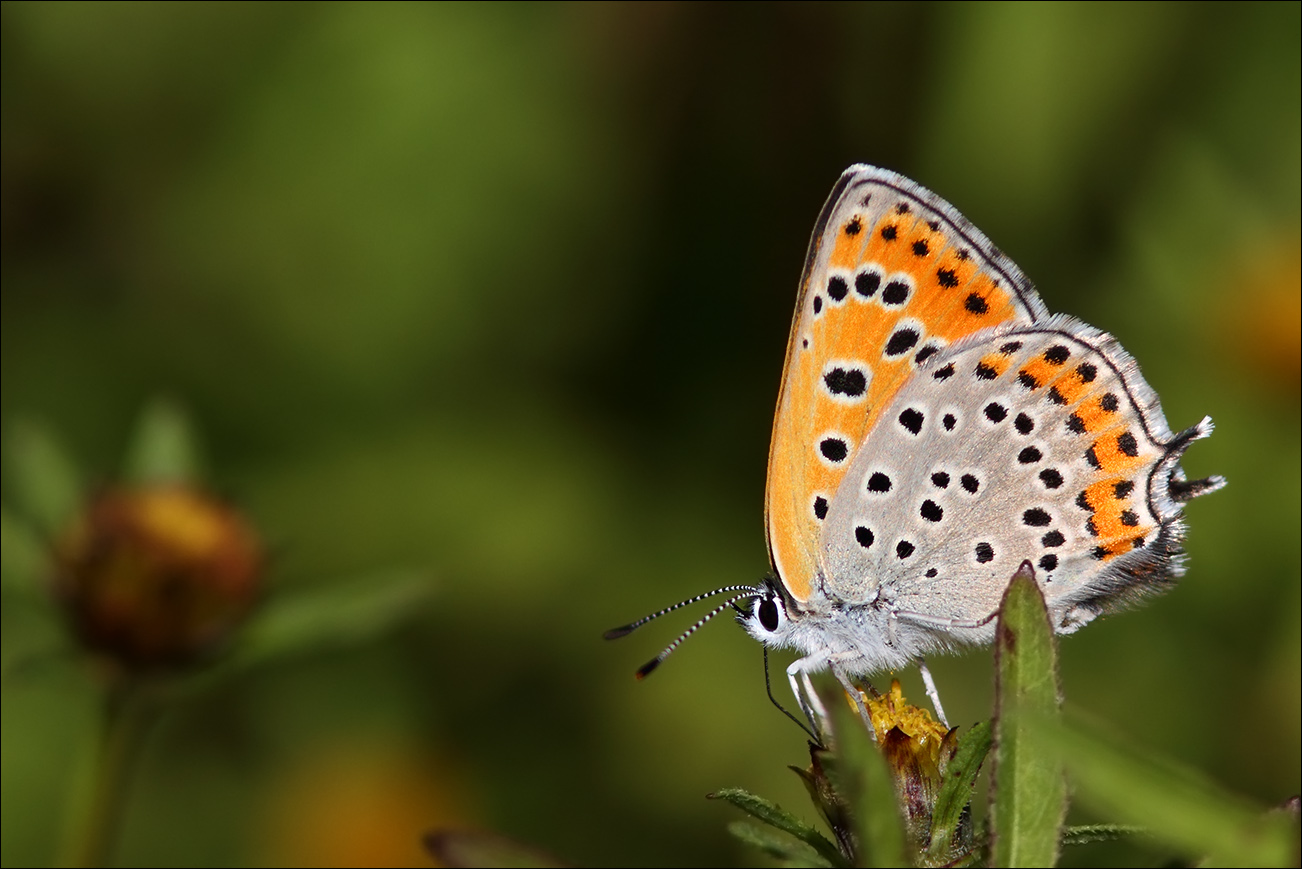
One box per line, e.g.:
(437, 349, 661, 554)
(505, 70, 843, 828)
(762, 646, 820, 743)
(603, 585, 757, 640)
(632, 590, 757, 679)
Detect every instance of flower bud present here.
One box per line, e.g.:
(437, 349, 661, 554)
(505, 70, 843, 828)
(858, 680, 961, 850)
(53, 485, 263, 668)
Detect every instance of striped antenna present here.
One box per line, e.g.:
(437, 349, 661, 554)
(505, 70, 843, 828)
(631, 589, 759, 679)
(603, 585, 757, 639)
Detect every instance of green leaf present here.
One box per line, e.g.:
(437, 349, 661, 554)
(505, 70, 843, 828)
(991, 564, 1066, 868)
(727, 820, 837, 867)
(1, 506, 50, 600)
(0, 599, 68, 684)
(710, 787, 846, 867)
(1030, 712, 1298, 867)
(827, 699, 908, 868)
(5, 419, 81, 539)
(791, 753, 856, 860)
(0, 507, 63, 682)
(225, 569, 434, 671)
(1060, 824, 1143, 846)
(926, 720, 992, 864)
(123, 397, 204, 485)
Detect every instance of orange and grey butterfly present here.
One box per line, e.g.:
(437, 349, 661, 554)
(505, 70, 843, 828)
(609, 165, 1223, 735)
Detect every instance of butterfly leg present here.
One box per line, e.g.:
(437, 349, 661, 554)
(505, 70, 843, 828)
(801, 670, 829, 730)
(886, 608, 900, 648)
(885, 608, 954, 726)
(895, 608, 999, 631)
(830, 662, 879, 741)
(787, 660, 829, 738)
(917, 658, 949, 728)
(788, 655, 885, 742)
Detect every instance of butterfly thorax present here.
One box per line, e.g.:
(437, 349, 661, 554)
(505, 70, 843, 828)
(740, 573, 967, 675)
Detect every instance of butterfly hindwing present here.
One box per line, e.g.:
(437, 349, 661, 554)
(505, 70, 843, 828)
(766, 166, 1048, 603)
(820, 315, 1224, 636)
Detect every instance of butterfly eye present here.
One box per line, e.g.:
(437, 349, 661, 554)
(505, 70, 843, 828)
(758, 596, 780, 632)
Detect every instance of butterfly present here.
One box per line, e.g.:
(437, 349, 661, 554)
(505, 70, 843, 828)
(608, 165, 1225, 729)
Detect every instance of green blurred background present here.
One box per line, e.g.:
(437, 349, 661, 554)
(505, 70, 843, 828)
(2, 2, 1298, 866)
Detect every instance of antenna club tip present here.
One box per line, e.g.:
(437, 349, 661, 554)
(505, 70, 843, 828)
(635, 659, 661, 679)
(603, 625, 635, 640)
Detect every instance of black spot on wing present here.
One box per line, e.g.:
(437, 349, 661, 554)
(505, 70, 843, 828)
(827, 276, 849, 302)
(884, 328, 920, 357)
(855, 270, 880, 298)
(824, 367, 867, 398)
(1022, 508, 1052, 527)
(819, 438, 848, 463)
(898, 408, 924, 435)
(867, 472, 892, 493)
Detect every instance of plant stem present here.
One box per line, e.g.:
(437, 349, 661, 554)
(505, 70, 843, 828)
(62, 675, 152, 868)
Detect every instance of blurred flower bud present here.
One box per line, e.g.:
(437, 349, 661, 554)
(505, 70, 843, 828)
(53, 485, 263, 668)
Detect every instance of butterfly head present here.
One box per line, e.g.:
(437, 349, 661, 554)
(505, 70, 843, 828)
(736, 575, 801, 648)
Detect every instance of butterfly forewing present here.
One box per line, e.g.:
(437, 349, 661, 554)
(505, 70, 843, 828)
(766, 166, 1048, 603)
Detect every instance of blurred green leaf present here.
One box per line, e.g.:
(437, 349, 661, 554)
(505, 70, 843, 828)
(1030, 712, 1298, 867)
(828, 701, 908, 868)
(0, 604, 67, 684)
(991, 566, 1066, 868)
(926, 720, 992, 864)
(0, 506, 48, 600)
(726, 820, 837, 868)
(711, 787, 845, 867)
(4, 419, 81, 540)
(227, 569, 434, 670)
(123, 397, 204, 486)
(0, 505, 62, 680)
